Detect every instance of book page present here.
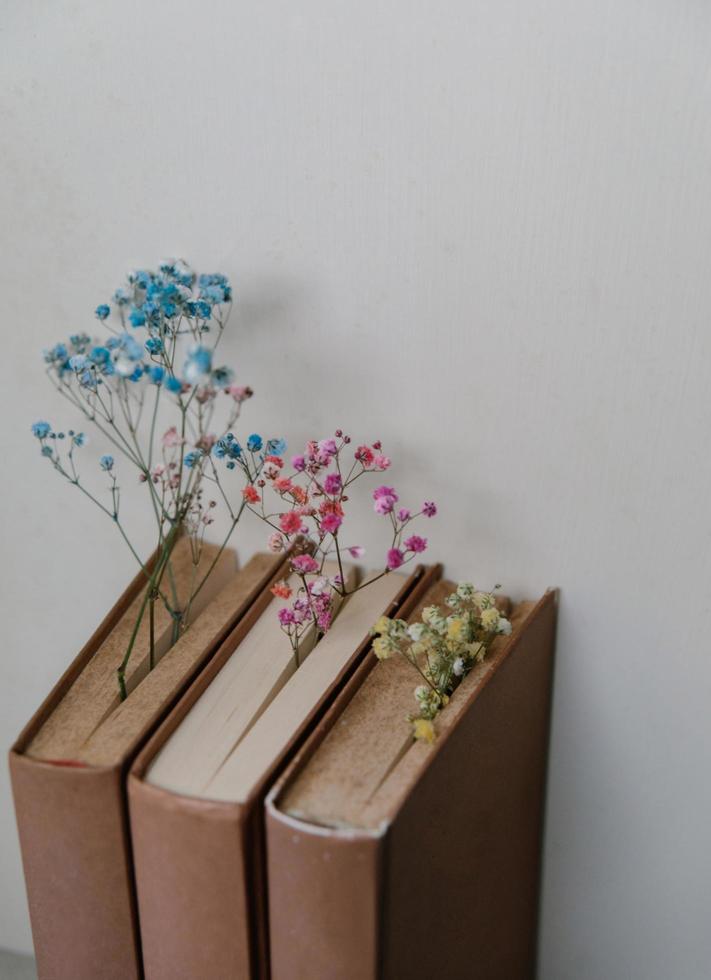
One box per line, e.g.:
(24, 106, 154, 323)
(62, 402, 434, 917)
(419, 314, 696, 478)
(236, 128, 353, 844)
(147, 561, 356, 797)
(206, 571, 409, 803)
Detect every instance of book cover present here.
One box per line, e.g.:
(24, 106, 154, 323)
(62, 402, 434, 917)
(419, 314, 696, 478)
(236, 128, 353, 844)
(128, 564, 441, 980)
(266, 587, 558, 980)
(10, 544, 284, 980)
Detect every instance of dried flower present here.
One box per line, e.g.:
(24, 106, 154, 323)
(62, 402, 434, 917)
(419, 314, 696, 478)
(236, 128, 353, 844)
(371, 583, 511, 741)
(271, 581, 293, 600)
(32, 260, 256, 700)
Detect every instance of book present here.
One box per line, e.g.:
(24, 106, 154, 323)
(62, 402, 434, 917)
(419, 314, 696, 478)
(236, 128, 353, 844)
(128, 562, 440, 980)
(9, 539, 285, 980)
(265, 579, 558, 980)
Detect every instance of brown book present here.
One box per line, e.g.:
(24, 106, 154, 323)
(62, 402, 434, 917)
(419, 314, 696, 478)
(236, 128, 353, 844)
(266, 580, 558, 980)
(128, 563, 440, 980)
(9, 539, 285, 980)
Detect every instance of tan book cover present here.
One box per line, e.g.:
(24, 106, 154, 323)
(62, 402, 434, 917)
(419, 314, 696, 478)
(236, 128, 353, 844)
(9, 542, 285, 980)
(265, 584, 558, 980)
(128, 563, 441, 980)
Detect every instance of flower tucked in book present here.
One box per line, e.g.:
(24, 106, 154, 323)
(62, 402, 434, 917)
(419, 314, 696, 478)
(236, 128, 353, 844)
(371, 583, 512, 741)
(222, 430, 438, 668)
(32, 260, 280, 699)
(31, 258, 439, 698)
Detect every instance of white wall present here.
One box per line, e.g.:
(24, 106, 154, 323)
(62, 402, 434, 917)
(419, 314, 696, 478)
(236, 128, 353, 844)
(2, 1, 711, 975)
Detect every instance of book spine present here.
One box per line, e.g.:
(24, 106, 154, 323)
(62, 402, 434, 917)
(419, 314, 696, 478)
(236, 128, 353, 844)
(380, 590, 558, 978)
(9, 753, 141, 980)
(266, 806, 385, 980)
(128, 778, 252, 980)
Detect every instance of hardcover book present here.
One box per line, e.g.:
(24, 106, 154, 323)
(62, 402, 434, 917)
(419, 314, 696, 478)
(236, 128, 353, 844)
(128, 562, 440, 980)
(266, 579, 558, 980)
(10, 539, 284, 980)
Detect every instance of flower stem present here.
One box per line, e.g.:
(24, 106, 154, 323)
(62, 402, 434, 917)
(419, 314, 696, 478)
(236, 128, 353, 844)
(116, 524, 181, 699)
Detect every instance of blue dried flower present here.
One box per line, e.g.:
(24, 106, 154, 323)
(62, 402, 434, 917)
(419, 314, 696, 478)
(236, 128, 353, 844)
(266, 438, 287, 456)
(100, 455, 114, 471)
(32, 421, 51, 439)
(145, 337, 163, 355)
(69, 354, 89, 372)
(95, 304, 111, 320)
(165, 375, 183, 394)
(213, 434, 242, 461)
(212, 366, 234, 387)
(247, 434, 263, 453)
(183, 346, 212, 385)
(184, 450, 203, 469)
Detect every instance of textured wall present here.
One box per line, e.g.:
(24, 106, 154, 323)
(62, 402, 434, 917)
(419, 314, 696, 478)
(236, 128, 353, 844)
(2, 1, 711, 975)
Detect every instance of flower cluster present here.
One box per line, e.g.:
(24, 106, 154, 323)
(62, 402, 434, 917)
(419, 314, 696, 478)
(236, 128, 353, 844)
(371, 583, 512, 742)
(213, 429, 437, 664)
(32, 260, 259, 699)
(31, 260, 441, 700)
(44, 262, 243, 399)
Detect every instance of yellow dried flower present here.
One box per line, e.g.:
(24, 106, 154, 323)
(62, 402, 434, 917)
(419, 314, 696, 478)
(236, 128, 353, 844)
(412, 718, 436, 744)
(446, 617, 465, 641)
(473, 591, 495, 610)
(373, 637, 392, 660)
(480, 607, 500, 631)
(373, 615, 391, 636)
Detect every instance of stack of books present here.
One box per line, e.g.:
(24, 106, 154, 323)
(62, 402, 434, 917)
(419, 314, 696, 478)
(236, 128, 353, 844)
(10, 548, 557, 980)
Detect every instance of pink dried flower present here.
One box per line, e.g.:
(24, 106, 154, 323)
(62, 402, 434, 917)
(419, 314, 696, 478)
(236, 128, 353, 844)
(355, 445, 375, 467)
(292, 454, 306, 472)
(386, 548, 405, 570)
(321, 512, 343, 534)
(291, 554, 320, 575)
(162, 426, 182, 448)
(227, 384, 252, 403)
(373, 455, 391, 470)
(397, 508, 411, 522)
(373, 486, 399, 515)
(268, 532, 285, 553)
(323, 473, 342, 495)
(243, 485, 260, 503)
(423, 501, 437, 518)
(278, 608, 296, 626)
(347, 546, 365, 559)
(374, 485, 397, 500)
(271, 580, 293, 599)
(196, 433, 216, 452)
(280, 511, 302, 535)
(404, 535, 427, 553)
(319, 499, 344, 518)
(318, 438, 338, 456)
(195, 386, 216, 405)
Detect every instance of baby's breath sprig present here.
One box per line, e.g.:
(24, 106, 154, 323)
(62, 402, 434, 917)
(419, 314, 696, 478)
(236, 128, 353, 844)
(371, 583, 512, 743)
(31, 260, 282, 699)
(216, 431, 439, 670)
